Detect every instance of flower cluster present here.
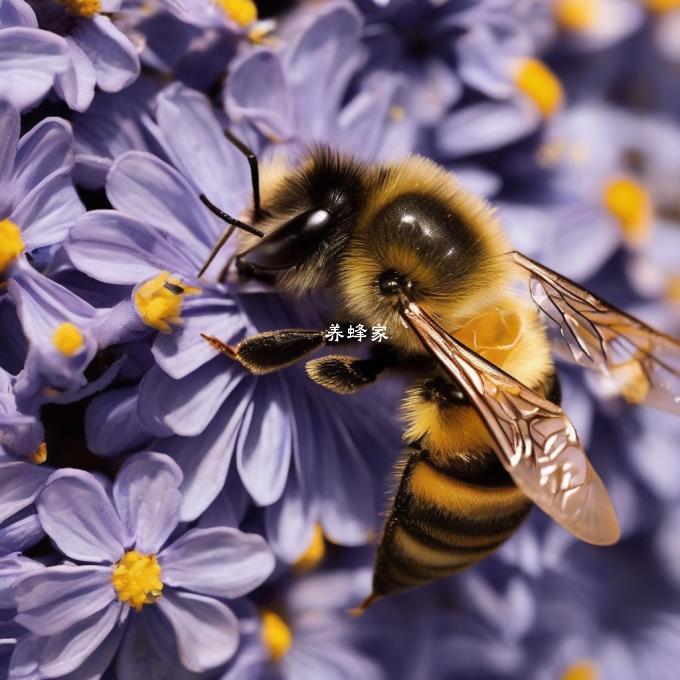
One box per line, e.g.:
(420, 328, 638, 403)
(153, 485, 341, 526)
(0, 0, 679, 678)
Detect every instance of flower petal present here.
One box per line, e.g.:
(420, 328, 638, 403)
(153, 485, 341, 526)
(159, 527, 274, 598)
(14, 565, 114, 635)
(13, 116, 73, 196)
(85, 386, 151, 457)
(0, 98, 19, 215)
(156, 83, 250, 216)
(236, 375, 293, 506)
(0, 28, 69, 111)
(106, 151, 215, 257)
(265, 471, 316, 563)
(113, 452, 183, 554)
(53, 37, 97, 113)
(0, 461, 50, 524)
(437, 100, 540, 157)
(37, 602, 123, 678)
(157, 377, 254, 521)
(156, 590, 239, 672)
(12, 169, 84, 251)
(138, 359, 245, 437)
(152, 295, 245, 380)
(67, 209, 197, 285)
(0, 508, 44, 555)
(225, 49, 295, 141)
(0, 0, 38, 28)
(37, 470, 126, 563)
(72, 15, 139, 92)
(0, 553, 43, 608)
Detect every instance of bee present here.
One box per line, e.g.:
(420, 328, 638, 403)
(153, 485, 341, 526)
(197, 133, 680, 610)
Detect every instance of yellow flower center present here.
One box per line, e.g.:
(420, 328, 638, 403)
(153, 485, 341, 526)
(261, 610, 292, 663)
(514, 58, 564, 118)
(294, 524, 325, 573)
(31, 442, 48, 465)
(555, 0, 597, 31)
(561, 660, 600, 680)
(112, 551, 163, 612)
(52, 322, 84, 356)
(134, 272, 200, 333)
(602, 176, 653, 247)
(59, 0, 101, 17)
(0, 219, 24, 274)
(214, 0, 258, 26)
(645, 0, 680, 14)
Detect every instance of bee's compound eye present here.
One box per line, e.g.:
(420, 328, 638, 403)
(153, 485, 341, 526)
(244, 209, 332, 270)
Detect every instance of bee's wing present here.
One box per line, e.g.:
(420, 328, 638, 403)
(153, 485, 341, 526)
(512, 251, 680, 415)
(399, 296, 620, 546)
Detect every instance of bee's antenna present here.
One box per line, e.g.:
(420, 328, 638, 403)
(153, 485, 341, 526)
(198, 194, 264, 278)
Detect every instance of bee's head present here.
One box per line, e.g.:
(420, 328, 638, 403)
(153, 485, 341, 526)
(338, 157, 511, 354)
(237, 147, 366, 293)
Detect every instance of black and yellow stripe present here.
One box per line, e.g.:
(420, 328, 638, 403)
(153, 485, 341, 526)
(371, 448, 531, 599)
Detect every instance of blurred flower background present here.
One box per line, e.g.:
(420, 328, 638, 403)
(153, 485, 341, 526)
(1, 0, 679, 678)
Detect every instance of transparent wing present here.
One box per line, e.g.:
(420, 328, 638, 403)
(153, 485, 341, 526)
(399, 295, 620, 546)
(512, 251, 680, 415)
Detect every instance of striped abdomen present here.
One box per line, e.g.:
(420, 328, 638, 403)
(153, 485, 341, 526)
(370, 444, 531, 600)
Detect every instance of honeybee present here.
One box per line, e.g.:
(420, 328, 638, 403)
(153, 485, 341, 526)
(197, 134, 680, 610)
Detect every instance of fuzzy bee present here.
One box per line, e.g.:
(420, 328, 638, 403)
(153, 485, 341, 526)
(197, 133, 680, 610)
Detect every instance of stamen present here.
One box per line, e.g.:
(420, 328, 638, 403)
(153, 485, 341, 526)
(0, 219, 24, 274)
(260, 610, 292, 662)
(555, 0, 597, 31)
(215, 0, 257, 26)
(134, 272, 200, 333)
(52, 322, 84, 356)
(514, 58, 564, 118)
(602, 176, 653, 247)
(294, 524, 325, 573)
(58, 0, 100, 17)
(112, 551, 163, 612)
(31, 443, 48, 465)
(561, 660, 600, 680)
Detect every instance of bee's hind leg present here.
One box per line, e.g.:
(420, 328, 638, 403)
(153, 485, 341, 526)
(201, 329, 325, 375)
(305, 355, 388, 394)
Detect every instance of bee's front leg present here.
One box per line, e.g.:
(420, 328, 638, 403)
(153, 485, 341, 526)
(201, 329, 326, 375)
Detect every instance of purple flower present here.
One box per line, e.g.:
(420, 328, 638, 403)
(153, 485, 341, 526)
(225, 0, 414, 160)
(0, 100, 84, 284)
(222, 564, 435, 680)
(6, 0, 140, 112)
(0, 0, 69, 111)
(9, 453, 275, 676)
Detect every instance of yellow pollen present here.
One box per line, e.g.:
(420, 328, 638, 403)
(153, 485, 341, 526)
(134, 272, 200, 333)
(666, 274, 680, 304)
(602, 177, 653, 247)
(514, 58, 564, 118)
(52, 322, 84, 356)
(215, 0, 258, 26)
(112, 551, 163, 612)
(389, 105, 406, 122)
(645, 0, 680, 14)
(59, 0, 101, 17)
(561, 660, 600, 680)
(294, 524, 325, 573)
(31, 442, 48, 465)
(0, 219, 24, 274)
(261, 610, 292, 663)
(555, 0, 597, 31)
